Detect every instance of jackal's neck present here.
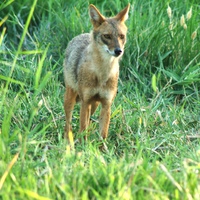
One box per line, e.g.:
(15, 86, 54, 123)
(90, 42, 119, 68)
(87, 36, 119, 84)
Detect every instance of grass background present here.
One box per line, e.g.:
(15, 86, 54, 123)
(0, 0, 200, 199)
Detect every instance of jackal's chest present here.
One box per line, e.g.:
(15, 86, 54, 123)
(84, 86, 117, 103)
(79, 75, 118, 102)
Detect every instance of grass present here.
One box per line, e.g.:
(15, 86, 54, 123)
(0, 0, 200, 199)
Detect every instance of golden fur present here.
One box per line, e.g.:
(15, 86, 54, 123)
(64, 4, 130, 140)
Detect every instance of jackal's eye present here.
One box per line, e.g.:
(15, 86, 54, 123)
(119, 34, 125, 39)
(103, 34, 112, 39)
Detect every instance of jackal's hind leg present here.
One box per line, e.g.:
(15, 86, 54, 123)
(99, 101, 111, 139)
(91, 101, 99, 116)
(79, 101, 92, 140)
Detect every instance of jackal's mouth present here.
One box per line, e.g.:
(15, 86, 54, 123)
(105, 46, 123, 57)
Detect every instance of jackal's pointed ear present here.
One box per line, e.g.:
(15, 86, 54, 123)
(115, 3, 130, 22)
(89, 4, 105, 27)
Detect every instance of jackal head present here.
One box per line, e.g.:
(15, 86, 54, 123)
(89, 4, 130, 58)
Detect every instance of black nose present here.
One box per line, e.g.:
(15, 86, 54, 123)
(114, 48, 122, 56)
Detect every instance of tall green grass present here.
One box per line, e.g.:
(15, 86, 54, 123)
(0, 0, 200, 199)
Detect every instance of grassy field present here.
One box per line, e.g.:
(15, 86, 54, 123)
(0, 0, 200, 199)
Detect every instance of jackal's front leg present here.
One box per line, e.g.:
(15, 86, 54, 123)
(99, 102, 111, 139)
(79, 101, 91, 140)
(64, 86, 77, 139)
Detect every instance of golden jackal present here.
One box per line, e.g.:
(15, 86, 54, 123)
(64, 4, 130, 140)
